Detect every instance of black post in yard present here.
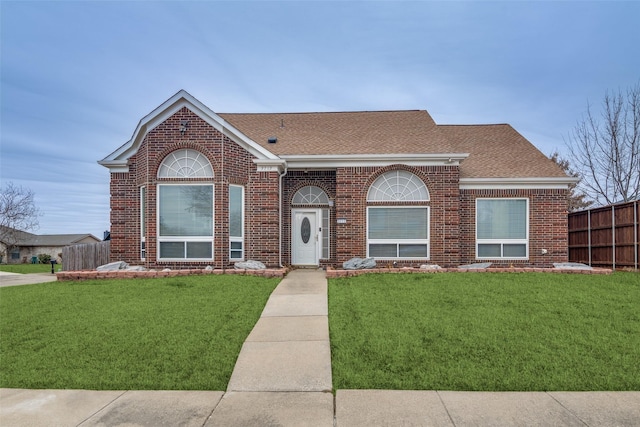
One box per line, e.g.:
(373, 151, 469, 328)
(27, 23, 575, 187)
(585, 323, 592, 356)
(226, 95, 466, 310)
(51, 260, 55, 274)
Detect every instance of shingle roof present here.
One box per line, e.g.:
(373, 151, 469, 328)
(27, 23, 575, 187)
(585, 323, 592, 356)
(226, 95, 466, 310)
(18, 234, 100, 246)
(438, 124, 567, 178)
(219, 110, 566, 179)
(219, 110, 455, 155)
(0, 226, 100, 246)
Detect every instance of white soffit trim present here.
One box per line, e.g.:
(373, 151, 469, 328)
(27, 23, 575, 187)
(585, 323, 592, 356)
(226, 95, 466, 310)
(281, 153, 469, 169)
(460, 177, 578, 190)
(253, 159, 287, 173)
(98, 90, 278, 172)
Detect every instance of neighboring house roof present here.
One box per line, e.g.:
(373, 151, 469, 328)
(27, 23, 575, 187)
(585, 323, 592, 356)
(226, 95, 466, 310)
(16, 234, 101, 247)
(0, 226, 100, 247)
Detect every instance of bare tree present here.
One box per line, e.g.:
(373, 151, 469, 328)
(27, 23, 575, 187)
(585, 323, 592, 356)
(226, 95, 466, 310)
(549, 151, 592, 212)
(0, 182, 42, 257)
(566, 82, 640, 206)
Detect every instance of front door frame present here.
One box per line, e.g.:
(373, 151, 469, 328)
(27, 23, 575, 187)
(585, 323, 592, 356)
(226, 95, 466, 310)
(291, 208, 321, 266)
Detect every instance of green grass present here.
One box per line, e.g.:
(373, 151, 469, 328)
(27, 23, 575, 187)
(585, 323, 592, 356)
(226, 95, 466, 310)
(329, 272, 640, 391)
(0, 275, 279, 390)
(0, 263, 60, 274)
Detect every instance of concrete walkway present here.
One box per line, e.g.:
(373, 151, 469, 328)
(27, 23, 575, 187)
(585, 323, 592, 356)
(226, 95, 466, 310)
(0, 271, 58, 287)
(1, 269, 640, 426)
(209, 269, 334, 425)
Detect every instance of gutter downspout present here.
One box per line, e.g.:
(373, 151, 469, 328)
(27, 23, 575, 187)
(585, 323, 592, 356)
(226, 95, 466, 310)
(279, 163, 288, 268)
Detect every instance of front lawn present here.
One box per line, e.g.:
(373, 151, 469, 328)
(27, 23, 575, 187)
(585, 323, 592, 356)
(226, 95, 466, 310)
(329, 272, 640, 391)
(0, 263, 60, 274)
(0, 275, 279, 390)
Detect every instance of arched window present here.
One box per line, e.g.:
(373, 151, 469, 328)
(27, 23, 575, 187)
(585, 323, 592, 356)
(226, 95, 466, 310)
(367, 170, 429, 202)
(156, 149, 214, 261)
(292, 186, 330, 205)
(157, 149, 213, 178)
(366, 170, 430, 260)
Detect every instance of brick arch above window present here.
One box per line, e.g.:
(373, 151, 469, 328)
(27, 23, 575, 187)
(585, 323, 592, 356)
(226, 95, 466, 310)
(367, 170, 430, 202)
(157, 148, 213, 179)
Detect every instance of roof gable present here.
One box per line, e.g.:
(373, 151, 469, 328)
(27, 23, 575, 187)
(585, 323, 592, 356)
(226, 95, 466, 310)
(99, 90, 279, 172)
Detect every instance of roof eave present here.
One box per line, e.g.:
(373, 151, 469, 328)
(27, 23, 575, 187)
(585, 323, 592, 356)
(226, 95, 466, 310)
(280, 153, 469, 169)
(459, 177, 579, 190)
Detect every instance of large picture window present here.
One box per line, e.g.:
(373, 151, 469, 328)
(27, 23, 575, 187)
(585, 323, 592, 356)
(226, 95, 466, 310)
(476, 198, 528, 259)
(367, 207, 429, 258)
(158, 184, 214, 260)
(229, 185, 244, 261)
(366, 170, 430, 259)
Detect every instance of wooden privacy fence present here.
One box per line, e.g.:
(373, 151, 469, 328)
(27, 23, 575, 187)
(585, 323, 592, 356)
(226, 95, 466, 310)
(568, 200, 639, 270)
(62, 241, 110, 271)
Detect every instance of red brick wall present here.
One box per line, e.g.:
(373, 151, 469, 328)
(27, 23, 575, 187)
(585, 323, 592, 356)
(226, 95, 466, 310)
(332, 164, 461, 267)
(110, 107, 260, 269)
(459, 188, 569, 267)
(247, 170, 280, 267)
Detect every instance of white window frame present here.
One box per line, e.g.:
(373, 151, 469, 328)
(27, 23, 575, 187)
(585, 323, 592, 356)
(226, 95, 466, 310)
(229, 185, 244, 261)
(366, 206, 430, 260)
(157, 183, 214, 262)
(366, 170, 430, 260)
(476, 198, 529, 260)
(140, 186, 146, 260)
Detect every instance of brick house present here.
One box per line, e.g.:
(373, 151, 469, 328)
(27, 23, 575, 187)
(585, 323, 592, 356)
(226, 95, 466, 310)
(99, 90, 575, 269)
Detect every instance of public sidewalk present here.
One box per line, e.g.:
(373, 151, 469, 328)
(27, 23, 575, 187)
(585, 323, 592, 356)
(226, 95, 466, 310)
(1, 269, 639, 426)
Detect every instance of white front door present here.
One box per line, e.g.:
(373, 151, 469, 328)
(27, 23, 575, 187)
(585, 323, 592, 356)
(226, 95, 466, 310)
(292, 209, 319, 266)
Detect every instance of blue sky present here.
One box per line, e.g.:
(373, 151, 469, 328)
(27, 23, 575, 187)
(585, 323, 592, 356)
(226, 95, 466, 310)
(1, 1, 639, 239)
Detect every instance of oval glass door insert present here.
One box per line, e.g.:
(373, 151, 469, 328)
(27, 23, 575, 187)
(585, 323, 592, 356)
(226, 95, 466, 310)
(301, 217, 311, 243)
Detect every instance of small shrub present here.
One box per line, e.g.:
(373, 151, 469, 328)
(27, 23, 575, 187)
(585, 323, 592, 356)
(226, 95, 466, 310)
(37, 254, 51, 264)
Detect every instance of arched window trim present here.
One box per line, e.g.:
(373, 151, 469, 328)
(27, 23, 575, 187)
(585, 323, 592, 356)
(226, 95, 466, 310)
(292, 185, 330, 205)
(367, 170, 429, 202)
(157, 149, 214, 179)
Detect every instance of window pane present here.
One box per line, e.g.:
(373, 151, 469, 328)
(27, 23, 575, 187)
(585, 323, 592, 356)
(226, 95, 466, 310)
(160, 242, 184, 258)
(369, 208, 428, 240)
(230, 241, 242, 249)
(187, 242, 212, 258)
(322, 209, 330, 259)
(367, 170, 429, 201)
(230, 250, 243, 259)
(140, 187, 146, 238)
(477, 199, 527, 240)
(369, 244, 398, 257)
(293, 186, 329, 204)
(230, 186, 243, 238)
(159, 185, 213, 236)
(504, 244, 526, 257)
(478, 244, 501, 258)
(158, 149, 213, 178)
(399, 244, 428, 257)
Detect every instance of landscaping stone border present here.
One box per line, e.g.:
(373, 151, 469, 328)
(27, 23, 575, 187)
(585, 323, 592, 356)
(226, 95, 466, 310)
(325, 266, 613, 278)
(56, 268, 288, 281)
